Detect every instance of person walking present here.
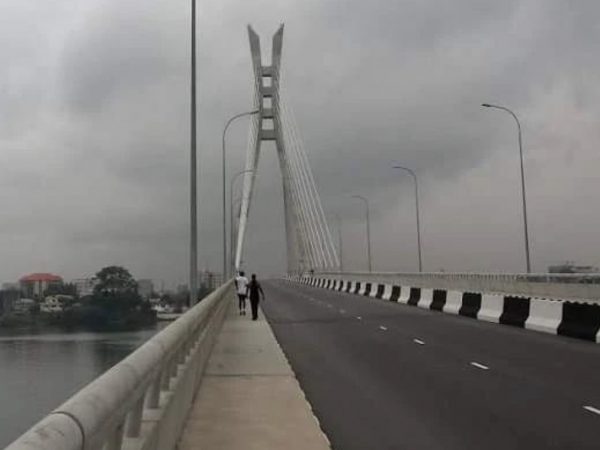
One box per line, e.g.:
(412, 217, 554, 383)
(248, 273, 265, 321)
(234, 271, 249, 315)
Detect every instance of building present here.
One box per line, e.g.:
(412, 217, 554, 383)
(198, 271, 224, 291)
(548, 263, 599, 274)
(12, 298, 36, 315)
(0, 288, 20, 316)
(137, 279, 154, 299)
(2, 282, 19, 291)
(19, 273, 63, 300)
(72, 278, 98, 298)
(177, 284, 188, 294)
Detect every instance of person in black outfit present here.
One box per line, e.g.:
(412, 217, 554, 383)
(248, 274, 265, 321)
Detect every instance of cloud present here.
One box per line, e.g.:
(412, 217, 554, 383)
(0, 0, 599, 286)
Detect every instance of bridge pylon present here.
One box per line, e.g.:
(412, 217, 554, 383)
(235, 24, 339, 275)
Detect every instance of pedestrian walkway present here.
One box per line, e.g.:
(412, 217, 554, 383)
(178, 299, 330, 450)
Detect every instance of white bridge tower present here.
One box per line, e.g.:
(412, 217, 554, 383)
(234, 24, 339, 274)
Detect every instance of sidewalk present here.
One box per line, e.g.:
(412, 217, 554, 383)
(178, 299, 331, 450)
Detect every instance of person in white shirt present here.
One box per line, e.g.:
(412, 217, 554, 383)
(234, 271, 249, 315)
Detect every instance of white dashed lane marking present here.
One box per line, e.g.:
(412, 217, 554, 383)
(470, 362, 490, 370)
(583, 406, 600, 416)
(379, 326, 388, 331)
(356, 316, 362, 320)
(340, 309, 346, 314)
(413, 339, 425, 345)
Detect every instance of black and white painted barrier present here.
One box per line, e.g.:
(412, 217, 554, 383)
(286, 275, 600, 343)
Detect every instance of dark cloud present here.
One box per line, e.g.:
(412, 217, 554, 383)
(1, 0, 599, 285)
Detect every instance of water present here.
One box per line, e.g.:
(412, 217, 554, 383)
(0, 326, 161, 447)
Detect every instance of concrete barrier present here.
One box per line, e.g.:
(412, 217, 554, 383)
(293, 274, 600, 343)
(382, 284, 393, 301)
(6, 281, 234, 450)
(477, 294, 504, 323)
(525, 299, 563, 334)
(418, 289, 434, 309)
(398, 286, 411, 304)
(358, 282, 367, 296)
(371, 284, 382, 299)
(557, 302, 600, 342)
(443, 291, 463, 315)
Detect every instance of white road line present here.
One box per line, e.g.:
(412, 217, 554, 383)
(356, 316, 362, 320)
(379, 326, 388, 331)
(340, 309, 346, 314)
(413, 339, 425, 345)
(583, 406, 600, 416)
(470, 362, 489, 370)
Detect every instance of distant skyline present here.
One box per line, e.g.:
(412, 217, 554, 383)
(1, 1, 600, 284)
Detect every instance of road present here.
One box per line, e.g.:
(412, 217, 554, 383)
(261, 280, 600, 450)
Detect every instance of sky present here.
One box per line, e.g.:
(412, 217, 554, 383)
(1, 0, 599, 287)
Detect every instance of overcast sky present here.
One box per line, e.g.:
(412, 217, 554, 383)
(1, 0, 599, 286)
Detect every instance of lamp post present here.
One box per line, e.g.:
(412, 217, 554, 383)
(229, 170, 253, 278)
(352, 195, 372, 272)
(222, 110, 259, 280)
(482, 103, 531, 273)
(190, 0, 198, 304)
(392, 165, 423, 272)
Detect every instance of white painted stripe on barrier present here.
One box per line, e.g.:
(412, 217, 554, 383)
(525, 298, 562, 334)
(358, 283, 367, 296)
(382, 284, 393, 301)
(398, 286, 411, 304)
(443, 290, 463, 315)
(370, 284, 379, 298)
(477, 294, 504, 323)
(418, 289, 434, 309)
(347, 281, 355, 293)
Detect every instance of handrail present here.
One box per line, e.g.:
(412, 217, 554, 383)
(6, 280, 234, 450)
(313, 271, 600, 284)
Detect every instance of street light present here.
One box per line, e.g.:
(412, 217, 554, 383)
(352, 195, 372, 272)
(230, 170, 253, 277)
(222, 110, 260, 280)
(482, 103, 531, 273)
(392, 165, 423, 272)
(190, 0, 198, 304)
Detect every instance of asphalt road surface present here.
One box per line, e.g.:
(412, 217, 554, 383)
(261, 280, 600, 450)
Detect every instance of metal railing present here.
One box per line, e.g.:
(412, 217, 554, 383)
(309, 272, 600, 302)
(6, 280, 233, 450)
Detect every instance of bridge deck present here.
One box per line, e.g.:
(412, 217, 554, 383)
(178, 299, 329, 450)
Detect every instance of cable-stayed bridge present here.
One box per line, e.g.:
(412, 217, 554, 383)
(235, 24, 339, 274)
(6, 25, 600, 450)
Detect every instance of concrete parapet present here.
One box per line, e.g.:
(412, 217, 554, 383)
(6, 281, 234, 450)
(291, 274, 600, 343)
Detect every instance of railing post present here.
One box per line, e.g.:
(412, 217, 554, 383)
(105, 420, 125, 450)
(126, 395, 145, 438)
(147, 372, 162, 409)
(160, 365, 171, 391)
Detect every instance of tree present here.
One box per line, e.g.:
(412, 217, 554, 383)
(94, 266, 138, 295)
(92, 266, 142, 313)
